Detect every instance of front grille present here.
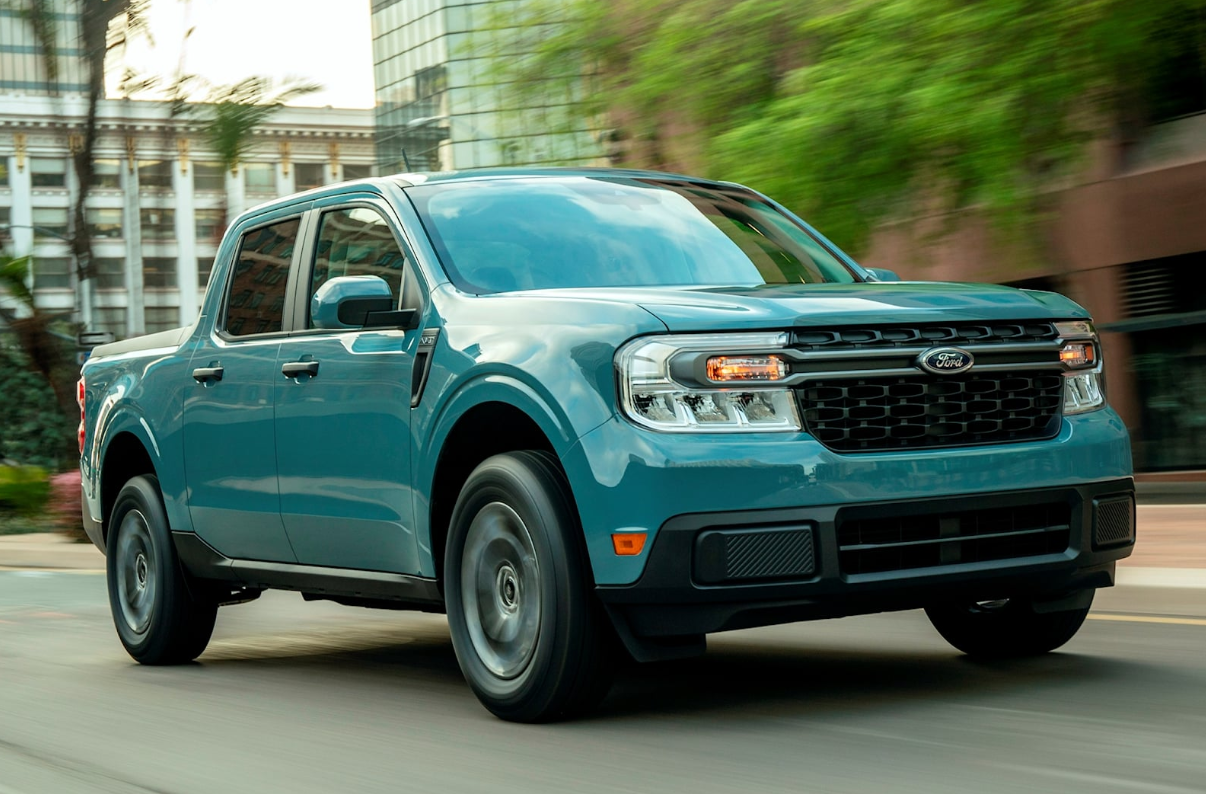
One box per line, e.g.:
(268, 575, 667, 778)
(838, 502, 1072, 576)
(800, 372, 1064, 452)
(694, 525, 816, 585)
(792, 322, 1058, 351)
(1094, 496, 1135, 548)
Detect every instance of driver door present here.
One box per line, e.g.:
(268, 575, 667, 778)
(273, 200, 425, 574)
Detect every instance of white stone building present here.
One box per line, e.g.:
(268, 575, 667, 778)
(0, 94, 374, 339)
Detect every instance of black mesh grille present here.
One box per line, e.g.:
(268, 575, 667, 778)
(1094, 497, 1135, 547)
(800, 372, 1064, 452)
(694, 526, 815, 585)
(792, 322, 1058, 351)
(838, 502, 1072, 576)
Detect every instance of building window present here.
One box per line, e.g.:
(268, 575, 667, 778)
(295, 162, 325, 191)
(194, 208, 225, 244)
(194, 162, 225, 192)
(33, 256, 72, 290)
(138, 160, 174, 190)
(30, 158, 67, 188)
(140, 208, 176, 240)
(93, 306, 127, 339)
(31, 207, 69, 240)
(92, 159, 122, 190)
(144, 306, 180, 333)
(198, 257, 214, 289)
(0, 159, 9, 188)
(343, 164, 373, 181)
(143, 257, 178, 289)
(87, 207, 123, 239)
(0, 206, 9, 229)
(244, 163, 276, 194)
(94, 258, 125, 290)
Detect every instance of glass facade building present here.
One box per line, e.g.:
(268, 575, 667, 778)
(0, 1, 88, 95)
(370, 0, 603, 173)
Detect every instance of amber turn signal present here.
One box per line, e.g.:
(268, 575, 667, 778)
(1059, 343, 1096, 368)
(612, 533, 647, 556)
(705, 355, 787, 382)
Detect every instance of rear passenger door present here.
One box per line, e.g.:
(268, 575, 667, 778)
(183, 214, 304, 563)
(273, 200, 426, 574)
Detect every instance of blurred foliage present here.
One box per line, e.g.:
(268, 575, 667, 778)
(0, 343, 75, 470)
(48, 470, 87, 542)
(0, 254, 80, 445)
(492, 0, 1206, 254)
(0, 465, 51, 517)
(182, 77, 322, 174)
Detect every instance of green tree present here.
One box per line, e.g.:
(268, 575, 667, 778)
(187, 77, 321, 176)
(493, 0, 1206, 255)
(0, 254, 78, 456)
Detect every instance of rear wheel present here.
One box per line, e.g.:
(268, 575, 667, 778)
(925, 594, 1093, 659)
(445, 451, 616, 722)
(106, 475, 217, 664)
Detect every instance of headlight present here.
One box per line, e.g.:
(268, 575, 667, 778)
(1055, 321, 1105, 414)
(616, 333, 802, 432)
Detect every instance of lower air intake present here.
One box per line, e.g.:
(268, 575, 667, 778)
(693, 525, 816, 585)
(1094, 496, 1136, 548)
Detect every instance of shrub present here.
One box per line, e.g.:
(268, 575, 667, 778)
(48, 469, 87, 542)
(0, 344, 75, 469)
(0, 465, 50, 516)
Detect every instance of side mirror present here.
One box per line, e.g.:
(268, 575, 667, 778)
(311, 275, 418, 330)
(865, 267, 901, 282)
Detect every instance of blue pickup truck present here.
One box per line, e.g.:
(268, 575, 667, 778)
(79, 168, 1135, 721)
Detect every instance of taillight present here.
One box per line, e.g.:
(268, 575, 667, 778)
(77, 377, 86, 455)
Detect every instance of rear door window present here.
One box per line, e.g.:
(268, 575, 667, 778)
(223, 218, 300, 336)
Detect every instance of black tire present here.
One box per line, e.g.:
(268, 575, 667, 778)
(106, 475, 217, 664)
(925, 594, 1094, 659)
(445, 451, 616, 722)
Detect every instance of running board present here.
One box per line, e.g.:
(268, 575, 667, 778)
(172, 532, 443, 608)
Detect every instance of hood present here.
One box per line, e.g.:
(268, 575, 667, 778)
(508, 282, 1089, 332)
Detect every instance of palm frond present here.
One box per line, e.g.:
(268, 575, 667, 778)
(0, 255, 36, 311)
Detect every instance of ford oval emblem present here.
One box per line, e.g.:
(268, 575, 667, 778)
(918, 347, 974, 375)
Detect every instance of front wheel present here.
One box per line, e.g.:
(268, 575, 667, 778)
(925, 594, 1094, 659)
(106, 475, 217, 664)
(445, 451, 616, 722)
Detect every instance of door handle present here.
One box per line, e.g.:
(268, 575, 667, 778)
(192, 366, 224, 383)
(281, 360, 320, 378)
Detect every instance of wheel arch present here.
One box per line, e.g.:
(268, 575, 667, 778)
(98, 429, 160, 548)
(421, 376, 589, 583)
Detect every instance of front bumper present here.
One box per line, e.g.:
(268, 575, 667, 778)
(596, 478, 1134, 656)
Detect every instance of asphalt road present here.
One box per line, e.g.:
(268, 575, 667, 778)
(2, 571, 1205, 794)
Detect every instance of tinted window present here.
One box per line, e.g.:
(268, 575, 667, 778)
(224, 218, 299, 336)
(403, 177, 856, 293)
(308, 207, 405, 327)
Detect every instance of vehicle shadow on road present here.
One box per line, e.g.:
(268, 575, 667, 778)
(597, 641, 1150, 721)
(191, 615, 1162, 722)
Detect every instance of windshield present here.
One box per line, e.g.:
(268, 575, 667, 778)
(407, 176, 858, 293)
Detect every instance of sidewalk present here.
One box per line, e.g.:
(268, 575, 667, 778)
(0, 505, 1201, 572)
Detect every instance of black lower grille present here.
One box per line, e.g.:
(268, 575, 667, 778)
(1094, 496, 1135, 547)
(800, 372, 1064, 452)
(838, 502, 1072, 576)
(694, 525, 816, 585)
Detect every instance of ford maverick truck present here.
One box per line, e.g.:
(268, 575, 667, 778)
(79, 169, 1135, 722)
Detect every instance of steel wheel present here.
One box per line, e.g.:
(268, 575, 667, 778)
(460, 502, 542, 680)
(106, 474, 217, 664)
(115, 509, 157, 635)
